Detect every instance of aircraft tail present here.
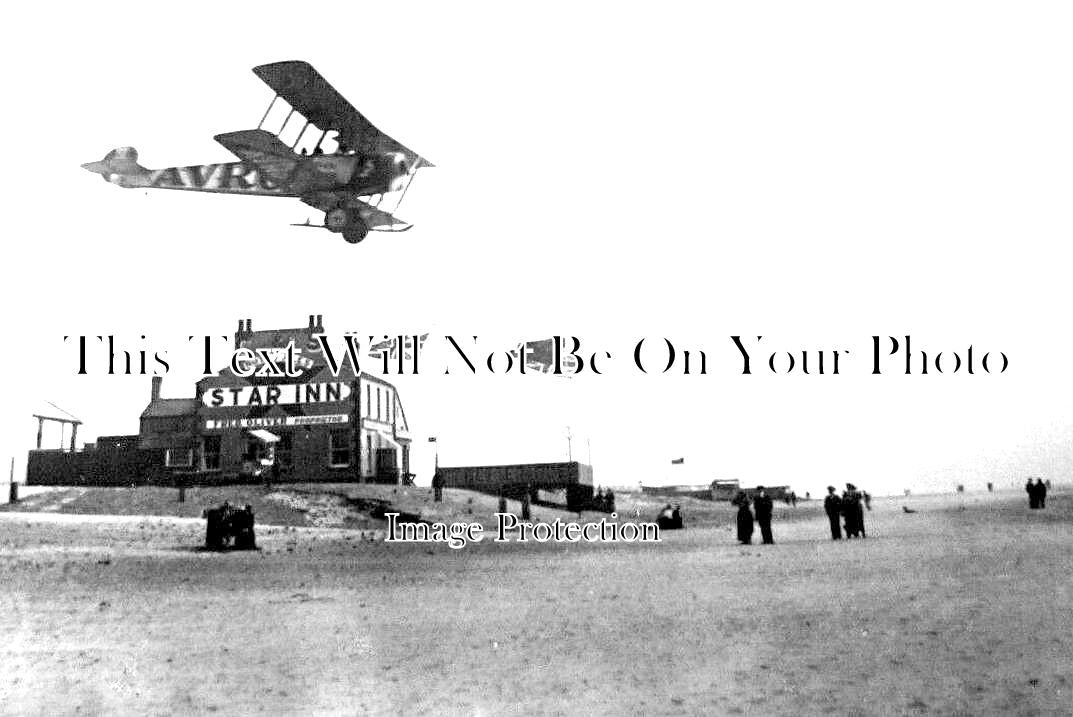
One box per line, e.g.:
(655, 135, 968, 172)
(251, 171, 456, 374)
(81, 147, 151, 187)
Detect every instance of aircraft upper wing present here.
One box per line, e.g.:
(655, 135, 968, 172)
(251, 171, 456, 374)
(214, 129, 299, 183)
(253, 61, 432, 168)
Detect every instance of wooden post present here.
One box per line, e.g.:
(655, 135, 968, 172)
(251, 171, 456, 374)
(70, 422, 79, 452)
(36, 417, 44, 449)
(8, 457, 15, 504)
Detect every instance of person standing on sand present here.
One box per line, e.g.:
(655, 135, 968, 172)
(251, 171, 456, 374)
(754, 486, 774, 545)
(843, 484, 865, 538)
(1026, 478, 1038, 509)
(431, 471, 444, 502)
(733, 491, 754, 544)
(1037, 478, 1047, 509)
(824, 486, 842, 540)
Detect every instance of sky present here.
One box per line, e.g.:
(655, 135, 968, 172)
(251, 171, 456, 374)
(2, 2, 1073, 497)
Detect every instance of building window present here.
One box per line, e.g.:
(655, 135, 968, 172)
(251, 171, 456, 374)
(376, 387, 382, 421)
(277, 432, 293, 468)
(366, 383, 371, 418)
(329, 430, 351, 467)
(201, 436, 221, 471)
(245, 438, 261, 463)
(165, 448, 193, 468)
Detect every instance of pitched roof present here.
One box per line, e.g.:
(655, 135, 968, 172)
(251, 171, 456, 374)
(140, 398, 199, 419)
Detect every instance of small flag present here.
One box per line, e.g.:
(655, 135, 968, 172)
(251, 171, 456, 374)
(671, 458, 684, 465)
(428, 437, 437, 443)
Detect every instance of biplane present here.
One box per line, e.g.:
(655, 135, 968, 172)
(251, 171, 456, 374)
(82, 61, 432, 243)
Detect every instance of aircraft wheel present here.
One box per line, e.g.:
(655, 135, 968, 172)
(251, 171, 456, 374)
(343, 218, 369, 244)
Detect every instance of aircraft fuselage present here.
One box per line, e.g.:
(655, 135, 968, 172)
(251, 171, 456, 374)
(89, 152, 406, 198)
(146, 162, 295, 194)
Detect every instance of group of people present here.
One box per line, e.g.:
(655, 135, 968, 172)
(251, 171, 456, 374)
(203, 501, 257, 550)
(824, 484, 869, 540)
(729, 483, 870, 544)
(592, 487, 616, 513)
(1026, 478, 1049, 509)
(732, 487, 775, 544)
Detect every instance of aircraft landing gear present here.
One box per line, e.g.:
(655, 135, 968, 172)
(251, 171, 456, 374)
(325, 207, 368, 243)
(343, 222, 368, 243)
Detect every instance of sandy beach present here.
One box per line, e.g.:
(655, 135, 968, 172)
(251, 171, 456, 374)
(0, 488, 1069, 715)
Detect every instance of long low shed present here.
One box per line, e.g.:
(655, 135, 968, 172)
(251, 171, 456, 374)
(436, 462, 594, 511)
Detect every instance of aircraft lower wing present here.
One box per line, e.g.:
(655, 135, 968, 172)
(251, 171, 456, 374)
(299, 193, 412, 232)
(214, 129, 298, 184)
(351, 200, 412, 231)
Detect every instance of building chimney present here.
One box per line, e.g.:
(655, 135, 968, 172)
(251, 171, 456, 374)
(246, 319, 253, 331)
(308, 314, 315, 329)
(237, 319, 244, 332)
(151, 376, 162, 401)
(316, 314, 323, 329)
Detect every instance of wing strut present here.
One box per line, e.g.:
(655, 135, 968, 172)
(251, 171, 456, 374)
(291, 120, 310, 150)
(381, 165, 421, 217)
(257, 95, 278, 130)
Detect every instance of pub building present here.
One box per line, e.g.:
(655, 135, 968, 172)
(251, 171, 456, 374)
(141, 315, 412, 484)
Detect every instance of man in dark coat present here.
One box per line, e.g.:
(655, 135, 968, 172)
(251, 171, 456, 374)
(754, 486, 774, 545)
(431, 471, 445, 502)
(1026, 478, 1037, 509)
(1036, 478, 1047, 509)
(670, 503, 683, 529)
(824, 486, 842, 540)
(732, 492, 753, 544)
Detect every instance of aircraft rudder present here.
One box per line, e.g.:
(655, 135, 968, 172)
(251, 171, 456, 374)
(82, 147, 150, 186)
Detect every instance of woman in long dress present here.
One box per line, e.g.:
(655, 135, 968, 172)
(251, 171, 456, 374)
(734, 491, 754, 544)
(843, 484, 865, 538)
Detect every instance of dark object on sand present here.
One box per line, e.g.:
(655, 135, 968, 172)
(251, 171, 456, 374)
(657, 503, 684, 530)
(902, 506, 916, 514)
(204, 502, 257, 550)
